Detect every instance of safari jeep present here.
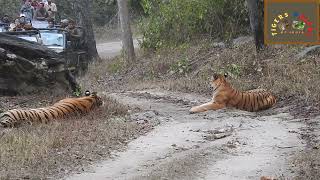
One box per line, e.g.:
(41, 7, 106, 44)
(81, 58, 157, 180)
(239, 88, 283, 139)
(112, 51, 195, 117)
(2, 27, 88, 75)
(38, 28, 88, 75)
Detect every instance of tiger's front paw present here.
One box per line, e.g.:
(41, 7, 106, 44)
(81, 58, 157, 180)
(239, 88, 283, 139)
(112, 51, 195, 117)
(189, 107, 199, 114)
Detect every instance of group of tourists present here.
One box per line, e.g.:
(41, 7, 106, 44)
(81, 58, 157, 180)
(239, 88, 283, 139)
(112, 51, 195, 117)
(20, 0, 57, 22)
(0, 0, 84, 49)
(0, 0, 57, 31)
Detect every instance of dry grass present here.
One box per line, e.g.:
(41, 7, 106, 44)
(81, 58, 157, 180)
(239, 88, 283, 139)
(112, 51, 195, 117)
(76, 38, 320, 179)
(293, 149, 320, 180)
(0, 93, 149, 179)
(84, 39, 320, 106)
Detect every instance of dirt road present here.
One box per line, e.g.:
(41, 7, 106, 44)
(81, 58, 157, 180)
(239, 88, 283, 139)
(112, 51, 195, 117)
(67, 88, 308, 180)
(65, 41, 314, 179)
(97, 39, 139, 58)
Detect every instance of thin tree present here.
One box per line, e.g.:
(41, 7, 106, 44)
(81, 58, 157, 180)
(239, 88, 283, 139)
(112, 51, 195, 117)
(246, 0, 264, 52)
(117, 0, 135, 61)
(74, 0, 99, 60)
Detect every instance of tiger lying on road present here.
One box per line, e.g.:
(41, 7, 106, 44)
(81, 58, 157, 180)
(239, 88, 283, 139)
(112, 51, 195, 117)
(190, 73, 276, 113)
(0, 91, 103, 127)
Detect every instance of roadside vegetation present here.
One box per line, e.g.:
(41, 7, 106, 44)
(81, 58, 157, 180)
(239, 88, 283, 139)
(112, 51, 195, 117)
(0, 0, 147, 179)
(0, 92, 151, 179)
(81, 0, 320, 108)
(82, 0, 319, 179)
(0, 0, 319, 179)
(139, 0, 249, 49)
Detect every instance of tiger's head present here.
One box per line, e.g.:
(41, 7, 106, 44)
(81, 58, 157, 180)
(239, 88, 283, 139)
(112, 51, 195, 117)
(85, 90, 103, 107)
(210, 73, 229, 91)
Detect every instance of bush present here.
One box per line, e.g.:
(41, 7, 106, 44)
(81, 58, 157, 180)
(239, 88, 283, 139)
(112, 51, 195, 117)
(139, 0, 250, 49)
(0, 0, 142, 26)
(0, 0, 20, 18)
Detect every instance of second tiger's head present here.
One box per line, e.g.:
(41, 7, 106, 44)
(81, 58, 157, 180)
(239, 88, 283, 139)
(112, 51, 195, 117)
(85, 90, 103, 107)
(210, 73, 228, 89)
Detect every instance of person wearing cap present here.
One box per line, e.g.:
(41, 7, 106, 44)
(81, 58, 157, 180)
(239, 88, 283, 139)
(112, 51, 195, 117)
(60, 19, 69, 29)
(20, 1, 34, 22)
(19, 14, 28, 24)
(44, 0, 57, 20)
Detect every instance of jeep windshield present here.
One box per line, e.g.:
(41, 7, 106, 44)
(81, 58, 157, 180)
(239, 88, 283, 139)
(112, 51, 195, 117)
(18, 36, 38, 43)
(40, 31, 65, 53)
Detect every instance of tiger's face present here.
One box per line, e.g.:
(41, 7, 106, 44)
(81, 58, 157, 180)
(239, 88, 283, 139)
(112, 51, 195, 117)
(211, 73, 228, 89)
(95, 96, 103, 107)
(86, 91, 103, 107)
(91, 92, 103, 107)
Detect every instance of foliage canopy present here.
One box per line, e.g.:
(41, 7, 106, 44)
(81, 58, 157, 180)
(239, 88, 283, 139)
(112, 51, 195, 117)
(139, 0, 250, 49)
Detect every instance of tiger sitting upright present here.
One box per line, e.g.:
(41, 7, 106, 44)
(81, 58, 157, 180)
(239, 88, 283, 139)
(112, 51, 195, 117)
(190, 73, 276, 113)
(0, 91, 103, 127)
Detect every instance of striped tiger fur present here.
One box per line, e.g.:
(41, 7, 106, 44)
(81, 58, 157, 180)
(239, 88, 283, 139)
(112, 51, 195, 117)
(0, 91, 103, 127)
(190, 73, 276, 113)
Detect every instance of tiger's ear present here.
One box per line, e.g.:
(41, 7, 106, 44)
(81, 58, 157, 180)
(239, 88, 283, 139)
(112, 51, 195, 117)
(85, 90, 91, 96)
(91, 92, 98, 96)
(224, 73, 228, 78)
(212, 73, 219, 80)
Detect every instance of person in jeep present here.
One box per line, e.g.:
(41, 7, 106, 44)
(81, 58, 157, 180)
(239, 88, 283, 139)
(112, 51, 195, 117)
(45, 0, 57, 20)
(0, 15, 10, 31)
(47, 18, 54, 28)
(20, 1, 34, 22)
(60, 19, 69, 29)
(1, 15, 10, 24)
(31, 0, 39, 9)
(35, 2, 48, 21)
(66, 19, 84, 49)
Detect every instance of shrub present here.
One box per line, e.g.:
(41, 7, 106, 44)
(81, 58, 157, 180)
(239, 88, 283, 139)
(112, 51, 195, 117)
(139, 0, 250, 49)
(0, 0, 20, 18)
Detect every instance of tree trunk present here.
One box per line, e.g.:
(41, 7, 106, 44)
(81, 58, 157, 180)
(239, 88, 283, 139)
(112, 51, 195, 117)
(246, 0, 264, 52)
(74, 0, 99, 60)
(117, 0, 135, 61)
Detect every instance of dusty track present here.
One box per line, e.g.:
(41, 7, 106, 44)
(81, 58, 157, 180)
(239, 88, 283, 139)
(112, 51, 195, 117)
(97, 39, 139, 58)
(67, 89, 309, 180)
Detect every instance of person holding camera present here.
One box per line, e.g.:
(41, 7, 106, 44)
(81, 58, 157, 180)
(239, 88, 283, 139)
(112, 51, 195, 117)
(44, 0, 57, 20)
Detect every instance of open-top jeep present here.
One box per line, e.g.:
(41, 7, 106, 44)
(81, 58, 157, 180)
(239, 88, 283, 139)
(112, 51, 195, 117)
(1, 27, 88, 75)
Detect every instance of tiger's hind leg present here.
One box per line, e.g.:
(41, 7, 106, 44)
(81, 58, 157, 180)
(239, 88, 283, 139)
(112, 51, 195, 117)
(189, 102, 225, 114)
